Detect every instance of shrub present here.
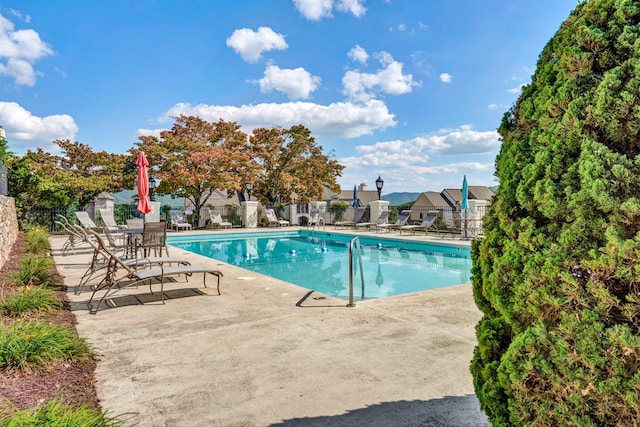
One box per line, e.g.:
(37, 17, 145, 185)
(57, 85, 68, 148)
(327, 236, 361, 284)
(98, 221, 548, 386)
(25, 226, 50, 254)
(471, 1, 640, 424)
(0, 321, 93, 370)
(9, 256, 59, 289)
(0, 396, 126, 427)
(0, 287, 62, 317)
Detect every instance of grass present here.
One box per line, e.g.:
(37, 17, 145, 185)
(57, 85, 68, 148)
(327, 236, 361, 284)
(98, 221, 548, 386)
(0, 287, 63, 317)
(0, 396, 127, 427)
(9, 256, 58, 289)
(0, 320, 94, 370)
(24, 226, 51, 255)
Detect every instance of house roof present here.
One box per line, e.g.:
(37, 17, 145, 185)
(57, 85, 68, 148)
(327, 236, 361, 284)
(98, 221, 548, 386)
(415, 191, 451, 208)
(468, 186, 495, 201)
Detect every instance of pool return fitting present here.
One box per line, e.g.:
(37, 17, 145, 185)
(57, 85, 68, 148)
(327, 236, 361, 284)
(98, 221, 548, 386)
(348, 236, 365, 307)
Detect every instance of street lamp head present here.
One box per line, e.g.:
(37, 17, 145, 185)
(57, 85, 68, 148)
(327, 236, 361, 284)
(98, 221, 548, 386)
(375, 175, 384, 200)
(148, 175, 157, 201)
(246, 183, 253, 201)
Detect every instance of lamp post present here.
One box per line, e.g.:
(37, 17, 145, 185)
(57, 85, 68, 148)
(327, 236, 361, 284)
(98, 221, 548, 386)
(148, 175, 157, 201)
(246, 183, 253, 201)
(375, 175, 384, 200)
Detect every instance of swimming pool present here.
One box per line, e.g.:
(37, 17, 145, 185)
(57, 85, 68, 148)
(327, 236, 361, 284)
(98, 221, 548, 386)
(168, 231, 472, 300)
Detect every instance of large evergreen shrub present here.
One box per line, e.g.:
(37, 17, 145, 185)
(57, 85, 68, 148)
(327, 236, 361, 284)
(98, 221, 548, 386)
(471, 1, 640, 424)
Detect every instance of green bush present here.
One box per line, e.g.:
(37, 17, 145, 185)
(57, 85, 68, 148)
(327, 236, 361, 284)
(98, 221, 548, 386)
(0, 287, 62, 317)
(9, 256, 58, 289)
(0, 397, 126, 427)
(24, 226, 51, 254)
(0, 321, 93, 370)
(471, 1, 640, 424)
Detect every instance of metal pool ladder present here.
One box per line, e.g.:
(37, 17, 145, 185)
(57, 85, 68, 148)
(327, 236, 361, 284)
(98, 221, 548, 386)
(348, 236, 365, 307)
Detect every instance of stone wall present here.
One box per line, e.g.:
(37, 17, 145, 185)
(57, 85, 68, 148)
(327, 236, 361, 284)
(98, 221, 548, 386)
(0, 196, 19, 270)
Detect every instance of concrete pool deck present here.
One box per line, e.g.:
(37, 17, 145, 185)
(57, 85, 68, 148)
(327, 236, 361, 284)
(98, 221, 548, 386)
(51, 227, 489, 426)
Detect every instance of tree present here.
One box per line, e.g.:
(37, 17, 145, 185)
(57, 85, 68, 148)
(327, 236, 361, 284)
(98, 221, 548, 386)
(248, 125, 343, 207)
(135, 115, 255, 224)
(8, 140, 132, 217)
(471, 1, 640, 424)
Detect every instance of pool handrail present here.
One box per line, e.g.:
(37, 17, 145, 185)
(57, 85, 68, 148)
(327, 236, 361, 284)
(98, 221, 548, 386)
(348, 236, 365, 307)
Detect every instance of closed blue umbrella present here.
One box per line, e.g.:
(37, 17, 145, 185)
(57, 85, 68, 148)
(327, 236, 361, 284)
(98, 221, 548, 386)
(352, 184, 358, 208)
(461, 175, 469, 238)
(461, 175, 469, 210)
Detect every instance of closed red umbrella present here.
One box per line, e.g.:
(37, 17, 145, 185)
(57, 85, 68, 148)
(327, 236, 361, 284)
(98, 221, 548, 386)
(136, 151, 152, 215)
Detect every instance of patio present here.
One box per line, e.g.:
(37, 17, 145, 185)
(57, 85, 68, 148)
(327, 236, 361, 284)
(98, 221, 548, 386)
(51, 228, 488, 426)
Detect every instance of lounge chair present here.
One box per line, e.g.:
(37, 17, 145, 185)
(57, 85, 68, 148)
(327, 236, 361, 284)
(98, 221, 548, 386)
(375, 210, 411, 233)
(264, 207, 290, 226)
(75, 211, 99, 230)
(400, 210, 439, 235)
(335, 207, 364, 229)
(98, 208, 124, 232)
(72, 225, 190, 295)
(205, 208, 232, 229)
(170, 210, 192, 231)
(443, 209, 461, 234)
(87, 230, 223, 314)
(307, 209, 325, 229)
(356, 210, 389, 231)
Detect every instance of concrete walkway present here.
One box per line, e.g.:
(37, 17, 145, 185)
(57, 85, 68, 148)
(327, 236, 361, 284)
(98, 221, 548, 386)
(51, 228, 489, 427)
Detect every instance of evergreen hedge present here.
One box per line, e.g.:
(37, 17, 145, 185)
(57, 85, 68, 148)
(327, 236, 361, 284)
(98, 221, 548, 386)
(471, 1, 640, 425)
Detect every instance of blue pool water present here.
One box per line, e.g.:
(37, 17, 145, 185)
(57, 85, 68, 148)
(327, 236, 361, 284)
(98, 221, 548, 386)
(168, 231, 472, 300)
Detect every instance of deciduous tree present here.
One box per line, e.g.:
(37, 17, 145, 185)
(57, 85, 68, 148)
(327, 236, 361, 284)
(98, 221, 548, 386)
(248, 124, 343, 207)
(135, 115, 255, 223)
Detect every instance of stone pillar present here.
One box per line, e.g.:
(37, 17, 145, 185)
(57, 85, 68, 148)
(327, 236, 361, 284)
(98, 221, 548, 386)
(370, 200, 390, 222)
(145, 201, 161, 222)
(241, 201, 259, 228)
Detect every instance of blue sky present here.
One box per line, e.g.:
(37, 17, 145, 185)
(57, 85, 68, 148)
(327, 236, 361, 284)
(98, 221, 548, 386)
(0, 0, 578, 194)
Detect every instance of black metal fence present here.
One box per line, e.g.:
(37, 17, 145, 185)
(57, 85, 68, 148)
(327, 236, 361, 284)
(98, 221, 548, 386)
(25, 204, 241, 232)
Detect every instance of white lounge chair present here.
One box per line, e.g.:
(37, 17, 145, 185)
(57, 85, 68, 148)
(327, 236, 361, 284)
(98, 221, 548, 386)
(98, 208, 124, 232)
(400, 210, 439, 235)
(170, 210, 192, 231)
(335, 208, 364, 229)
(264, 207, 290, 227)
(205, 208, 232, 229)
(307, 209, 325, 229)
(375, 210, 411, 233)
(356, 210, 389, 231)
(75, 211, 99, 230)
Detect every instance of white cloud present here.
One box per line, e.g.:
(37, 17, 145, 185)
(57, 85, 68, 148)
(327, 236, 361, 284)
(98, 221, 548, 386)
(337, 126, 499, 192)
(342, 52, 417, 101)
(257, 65, 321, 99)
(347, 45, 368, 65)
(158, 99, 396, 139)
(0, 13, 53, 86)
(226, 27, 287, 63)
(335, 0, 366, 17)
(293, 0, 366, 20)
(0, 102, 78, 151)
(439, 72, 452, 83)
(508, 83, 526, 94)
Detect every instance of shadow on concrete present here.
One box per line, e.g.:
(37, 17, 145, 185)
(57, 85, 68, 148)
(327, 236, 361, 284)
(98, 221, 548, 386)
(268, 395, 489, 427)
(295, 290, 348, 308)
(68, 288, 207, 312)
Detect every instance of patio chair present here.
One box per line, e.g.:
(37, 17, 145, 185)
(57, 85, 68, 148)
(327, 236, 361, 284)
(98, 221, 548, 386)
(102, 225, 128, 256)
(356, 210, 389, 231)
(264, 207, 290, 227)
(170, 210, 192, 231)
(307, 209, 325, 230)
(98, 208, 124, 232)
(443, 209, 462, 234)
(375, 210, 411, 233)
(86, 230, 223, 314)
(75, 211, 99, 230)
(400, 210, 439, 235)
(140, 221, 169, 257)
(55, 219, 85, 255)
(335, 207, 364, 229)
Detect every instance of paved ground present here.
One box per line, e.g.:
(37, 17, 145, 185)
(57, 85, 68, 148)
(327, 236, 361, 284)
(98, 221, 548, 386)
(51, 227, 489, 427)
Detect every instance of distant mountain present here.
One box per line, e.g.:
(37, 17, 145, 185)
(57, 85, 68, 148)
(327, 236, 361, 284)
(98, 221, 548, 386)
(382, 192, 421, 206)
